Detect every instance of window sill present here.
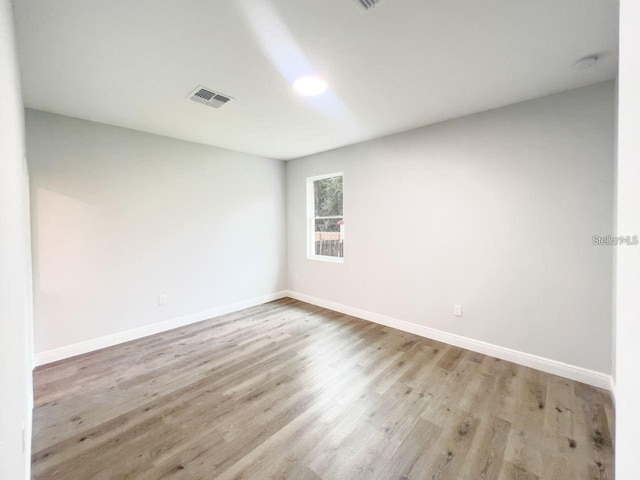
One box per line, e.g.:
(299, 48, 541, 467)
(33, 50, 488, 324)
(307, 255, 344, 264)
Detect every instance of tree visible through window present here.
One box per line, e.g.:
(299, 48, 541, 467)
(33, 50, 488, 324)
(308, 173, 344, 261)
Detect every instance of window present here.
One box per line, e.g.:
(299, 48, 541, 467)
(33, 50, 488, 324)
(307, 172, 344, 262)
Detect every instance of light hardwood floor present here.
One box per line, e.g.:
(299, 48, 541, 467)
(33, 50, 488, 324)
(32, 298, 614, 479)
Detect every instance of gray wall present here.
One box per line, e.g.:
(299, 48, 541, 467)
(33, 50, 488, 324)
(27, 110, 287, 354)
(0, 0, 33, 478)
(287, 81, 615, 374)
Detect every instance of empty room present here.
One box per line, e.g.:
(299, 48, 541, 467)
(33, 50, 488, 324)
(2, 0, 640, 479)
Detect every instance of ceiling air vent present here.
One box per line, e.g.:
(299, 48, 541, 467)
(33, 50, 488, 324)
(354, 0, 382, 11)
(188, 86, 234, 109)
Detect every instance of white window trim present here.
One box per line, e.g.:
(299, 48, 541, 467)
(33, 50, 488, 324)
(307, 172, 344, 263)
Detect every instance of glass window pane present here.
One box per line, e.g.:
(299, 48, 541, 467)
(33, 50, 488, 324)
(314, 217, 344, 257)
(314, 176, 343, 217)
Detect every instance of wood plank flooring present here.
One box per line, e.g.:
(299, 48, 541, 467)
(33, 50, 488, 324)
(32, 298, 614, 479)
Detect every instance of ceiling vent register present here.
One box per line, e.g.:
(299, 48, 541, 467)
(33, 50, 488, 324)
(188, 86, 233, 109)
(354, 0, 382, 11)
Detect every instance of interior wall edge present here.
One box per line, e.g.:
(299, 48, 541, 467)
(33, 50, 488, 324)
(285, 290, 613, 391)
(609, 377, 616, 407)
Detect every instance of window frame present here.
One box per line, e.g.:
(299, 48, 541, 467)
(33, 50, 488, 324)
(306, 172, 344, 263)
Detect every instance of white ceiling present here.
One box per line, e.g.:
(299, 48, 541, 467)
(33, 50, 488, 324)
(14, 0, 618, 160)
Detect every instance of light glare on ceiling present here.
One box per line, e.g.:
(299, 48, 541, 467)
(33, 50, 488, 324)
(294, 76, 328, 96)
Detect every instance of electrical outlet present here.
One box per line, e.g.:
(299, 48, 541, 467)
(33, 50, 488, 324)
(453, 305, 462, 317)
(158, 294, 167, 306)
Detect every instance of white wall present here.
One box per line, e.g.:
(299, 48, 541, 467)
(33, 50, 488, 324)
(287, 81, 615, 375)
(0, 0, 33, 478)
(26, 110, 286, 356)
(615, 0, 640, 476)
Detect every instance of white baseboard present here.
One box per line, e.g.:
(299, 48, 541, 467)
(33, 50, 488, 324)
(35, 289, 613, 392)
(284, 290, 613, 391)
(35, 291, 289, 366)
